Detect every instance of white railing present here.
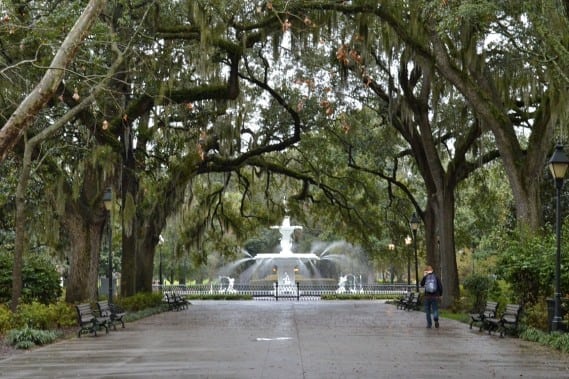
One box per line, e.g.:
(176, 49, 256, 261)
(155, 283, 415, 301)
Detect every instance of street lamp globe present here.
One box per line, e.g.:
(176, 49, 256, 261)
(549, 144, 569, 180)
(410, 212, 420, 232)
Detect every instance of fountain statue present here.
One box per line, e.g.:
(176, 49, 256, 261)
(336, 275, 347, 294)
(218, 276, 237, 294)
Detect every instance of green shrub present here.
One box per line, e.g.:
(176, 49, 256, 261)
(116, 292, 163, 311)
(0, 304, 13, 333)
(523, 300, 548, 330)
(490, 280, 516, 313)
(0, 252, 62, 304)
(5, 326, 59, 349)
(14, 302, 51, 329)
(520, 327, 569, 353)
(48, 301, 77, 328)
(13, 301, 75, 330)
(463, 274, 492, 312)
(488, 227, 557, 307)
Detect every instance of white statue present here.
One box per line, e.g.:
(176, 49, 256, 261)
(336, 275, 347, 294)
(227, 277, 236, 293)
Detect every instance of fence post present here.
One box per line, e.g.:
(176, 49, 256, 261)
(275, 282, 279, 301)
(296, 282, 300, 301)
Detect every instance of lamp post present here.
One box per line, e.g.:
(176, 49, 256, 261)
(103, 188, 113, 301)
(410, 212, 421, 292)
(405, 235, 412, 287)
(549, 144, 569, 332)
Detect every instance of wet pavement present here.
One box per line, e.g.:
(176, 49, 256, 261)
(0, 300, 568, 378)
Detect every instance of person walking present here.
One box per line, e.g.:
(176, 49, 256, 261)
(420, 265, 443, 328)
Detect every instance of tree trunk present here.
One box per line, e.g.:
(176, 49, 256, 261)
(64, 210, 105, 303)
(424, 189, 459, 308)
(136, 237, 155, 293)
(11, 179, 25, 312)
(119, 142, 138, 297)
(120, 206, 137, 297)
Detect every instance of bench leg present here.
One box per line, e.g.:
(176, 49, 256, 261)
(498, 324, 505, 338)
(115, 318, 125, 328)
(78, 326, 89, 338)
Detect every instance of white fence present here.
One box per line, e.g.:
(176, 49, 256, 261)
(154, 283, 415, 301)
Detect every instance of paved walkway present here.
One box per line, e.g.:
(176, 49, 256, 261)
(0, 300, 568, 378)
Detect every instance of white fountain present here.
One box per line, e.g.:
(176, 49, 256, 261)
(254, 214, 320, 292)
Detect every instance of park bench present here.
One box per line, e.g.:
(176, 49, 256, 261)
(164, 293, 189, 311)
(97, 300, 126, 329)
(397, 292, 420, 311)
(484, 303, 522, 337)
(397, 292, 414, 310)
(173, 293, 190, 309)
(75, 303, 110, 338)
(404, 292, 421, 311)
(469, 301, 499, 330)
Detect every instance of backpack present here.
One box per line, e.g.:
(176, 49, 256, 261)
(425, 274, 438, 294)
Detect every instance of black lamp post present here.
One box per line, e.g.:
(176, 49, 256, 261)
(405, 235, 412, 287)
(410, 212, 421, 292)
(549, 144, 569, 332)
(103, 188, 113, 301)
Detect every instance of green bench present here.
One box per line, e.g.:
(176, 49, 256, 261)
(397, 292, 413, 310)
(164, 293, 190, 311)
(97, 300, 126, 329)
(484, 304, 522, 337)
(397, 292, 420, 311)
(469, 301, 499, 330)
(75, 303, 109, 338)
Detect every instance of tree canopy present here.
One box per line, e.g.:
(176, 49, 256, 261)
(0, 0, 567, 307)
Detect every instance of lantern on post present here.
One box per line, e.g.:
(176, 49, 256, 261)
(548, 144, 569, 332)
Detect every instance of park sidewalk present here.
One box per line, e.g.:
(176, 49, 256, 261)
(0, 300, 568, 378)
